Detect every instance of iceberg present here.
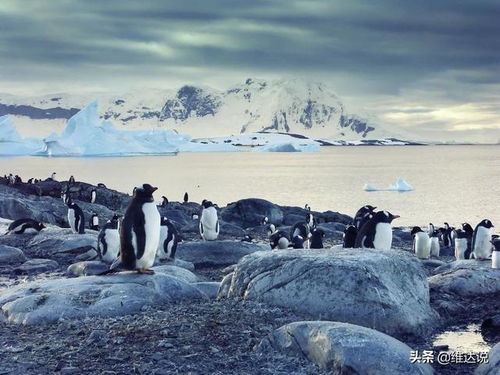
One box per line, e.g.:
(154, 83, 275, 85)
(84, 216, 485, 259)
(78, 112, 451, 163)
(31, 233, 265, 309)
(364, 178, 414, 192)
(0, 115, 44, 155)
(253, 142, 321, 152)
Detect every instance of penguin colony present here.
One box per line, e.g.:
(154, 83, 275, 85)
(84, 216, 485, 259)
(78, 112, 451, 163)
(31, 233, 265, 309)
(2, 173, 498, 272)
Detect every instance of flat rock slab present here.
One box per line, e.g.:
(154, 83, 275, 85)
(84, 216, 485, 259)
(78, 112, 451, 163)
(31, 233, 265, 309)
(176, 240, 268, 268)
(222, 247, 439, 339)
(155, 258, 195, 272)
(262, 321, 433, 375)
(14, 258, 59, 274)
(0, 245, 27, 264)
(152, 265, 199, 283)
(67, 261, 109, 277)
(27, 228, 97, 257)
(0, 273, 207, 325)
(475, 341, 500, 375)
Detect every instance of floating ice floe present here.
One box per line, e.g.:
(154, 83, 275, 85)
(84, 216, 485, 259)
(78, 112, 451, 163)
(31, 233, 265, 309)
(0, 115, 44, 155)
(254, 142, 321, 152)
(364, 178, 414, 192)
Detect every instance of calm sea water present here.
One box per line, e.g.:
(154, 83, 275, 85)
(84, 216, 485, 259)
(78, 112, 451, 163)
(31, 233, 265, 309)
(0, 146, 498, 227)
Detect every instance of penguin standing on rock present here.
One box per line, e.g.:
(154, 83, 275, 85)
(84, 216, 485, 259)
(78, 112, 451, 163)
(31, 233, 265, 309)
(471, 219, 494, 260)
(199, 200, 219, 241)
(183, 192, 189, 203)
(462, 223, 474, 258)
(354, 211, 399, 250)
(114, 184, 160, 274)
(89, 213, 99, 231)
(353, 205, 377, 230)
(157, 217, 179, 260)
(305, 213, 316, 229)
(67, 200, 85, 234)
(47, 172, 57, 181)
(428, 223, 435, 237)
(343, 225, 358, 248)
(90, 189, 97, 204)
(98, 215, 121, 264)
(5, 219, 45, 235)
(440, 223, 452, 248)
(269, 229, 289, 249)
(454, 229, 469, 260)
(411, 226, 431, 259)
(491, 237, 500, 269)
(69, 175, 75, 184)
(161, 196, 169, 208)
(290, 222, 311, 249)
(310, 228, 325, 249)
(291, 235, 306, 249)
(430, 231, 440, 257)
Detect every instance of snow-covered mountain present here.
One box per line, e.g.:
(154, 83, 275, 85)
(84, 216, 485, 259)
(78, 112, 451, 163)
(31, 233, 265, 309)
(0, 78, 413, 141)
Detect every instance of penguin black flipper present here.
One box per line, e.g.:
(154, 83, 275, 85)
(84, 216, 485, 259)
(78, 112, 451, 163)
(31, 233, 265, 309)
(215, 220, 219, 234)
(120, 221, 136, 269)
(133, 220, 147, 260)
(200, 222, 204, 236)
(98, 232, 107, 258)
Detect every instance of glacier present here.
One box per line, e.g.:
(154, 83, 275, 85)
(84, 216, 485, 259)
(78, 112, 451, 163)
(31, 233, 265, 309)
(0, 115, 44, 155)
(364, 178, 414, 192)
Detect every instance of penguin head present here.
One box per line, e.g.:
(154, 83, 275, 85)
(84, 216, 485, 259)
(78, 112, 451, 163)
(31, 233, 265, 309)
(374, 211, 399, 223)
(411, 226, 423, 237)
(134, 184, 158, 201)
(365, 205, 377, 212)
(462, 223, 473, 233)
(478, 219, 494, 229)
(456, 229, 467, 238)
(491, 236, 500, 251)
(202, 200, 213, 209)
(267, 224, 276, 236)
(344, 225, 357, 235)
(444, 222, 450, 229)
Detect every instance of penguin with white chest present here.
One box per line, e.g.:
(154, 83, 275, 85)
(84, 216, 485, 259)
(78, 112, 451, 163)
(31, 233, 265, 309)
(411, 226, 431, 259)
(199, 200, 219, 241)
(430, 230, 440, 257)
(290, 221, 311, 249)
(97, 215, 121, 264)
(471, 219, 494, 260)
(491, 237, 500, 269)
(67, 200, 85, 234)
(117, 184, 160, 274)
(354, 211, 399, 250)
(454, 229, 468, 260)
(157, 216, 179, 260)
(440, 223, 452, 248)
(89, 213, 99, 231)
(5, 218, 45, 235)
(90, 189, 97, 203)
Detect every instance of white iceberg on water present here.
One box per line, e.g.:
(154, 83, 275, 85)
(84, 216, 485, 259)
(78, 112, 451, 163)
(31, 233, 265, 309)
(0, 115, 44, 155)
(364, 178, 414, 192)
(253, 141, 321, 152)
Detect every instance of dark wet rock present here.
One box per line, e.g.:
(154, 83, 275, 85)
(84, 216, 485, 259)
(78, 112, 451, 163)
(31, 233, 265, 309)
(14, 258, 59, 274)
(475, 341, 500, 375)
(67, 261, 109, 277)
(176, 240, 268, 268)
(283, 214, 305, 225)
(0, 245, 27, 264)
(222, 247, 439, 339)
(314, 210, 352, 225)
(193, 282, 221, 299)
(421, 259, 448, 275)
(75, 249, 99, 261)
(221, 198, 284, 228)
(261, 321, 433, 374)
(220, 221, 246, 237)
(481, 314, 500, 344)
(0, 273, 207, 324)
(394, 227, 413, 242)
(157, 208, 191, 227)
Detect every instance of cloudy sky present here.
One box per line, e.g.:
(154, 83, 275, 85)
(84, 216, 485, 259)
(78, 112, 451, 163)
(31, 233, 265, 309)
(1, 0, 499, 140)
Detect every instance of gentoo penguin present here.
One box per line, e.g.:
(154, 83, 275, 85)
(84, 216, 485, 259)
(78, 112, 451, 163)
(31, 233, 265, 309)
(428, 223, 435, 237)
(67, 200, 85, 234)
(291, 235, 306, 249)
(97, 215, 121, 264)
(183, 192, 189, 203)
(304, 204, 311, 211)
(354, 211, 399, 250)
(157, 216, 179, 260)
(343, 225, 358, 248)
(27, 178, 33, 184)
(48, 172, 56, 181)
(61, 187, 70, 205)
(290, 221, 311, 249)
(454, 229, 469, 260)
(261, 216, 269, 225)
(305, 213, 316, 229)
(89, 213, 99, 231)
(440, 223, 452, 248)
(14, 175, 22, 184)
(267, 224, 277, 236)
(5, 218, 45, 235)
(90, 189, 97, 203)
(269, 230, 289, 249)
(411, 226, 431, 259)
(191, 213, 199, 220)
(353, 205, 377, 230)
(491, 237, 500, 269)
(462, 223, 474, 258)
(199, 200, 219, 241)
(430, 230, 440, 257)
(471, 219, 494, 260)
(69, 175, 75, 184)
(161, 196, 169, 207)
(117, 184, 160, 274)
(310, 228, 325, 249)
(97, 183, 106, 188)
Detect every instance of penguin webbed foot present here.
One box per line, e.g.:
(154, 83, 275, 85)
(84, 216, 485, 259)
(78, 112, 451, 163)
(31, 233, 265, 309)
(137, 269, 155, 275)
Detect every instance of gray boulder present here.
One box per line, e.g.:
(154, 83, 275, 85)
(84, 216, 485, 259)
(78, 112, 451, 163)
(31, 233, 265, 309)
(221, 198, 284, 227)
(283, 214, 305, 226)
(67, 261, 109, 277)
(14, 258, 59, 274)
(193, 282, 221, 299)
(27, 228, 97, 258)
(475, 341, 500, 375)
(0, 273, 207, 325)
(152, 264, 199, 283)
(0, 245, 27, 264)
(261, 321, 433, 375)
(222, 247, 439, 338)
(176, 240, 268, 268)
(155, 257, 195, 271)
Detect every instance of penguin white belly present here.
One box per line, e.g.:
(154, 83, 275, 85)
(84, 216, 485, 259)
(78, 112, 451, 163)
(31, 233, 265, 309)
(136, 202, 160, 269)
(92, 216, 99, 227)
(373, 223, 392, 250)
(430, 238, 440, 257)
(200, 207, 219, 241)
(156, 226, 170, 259)
(473, 227, 492, 260)
(454, 238, 468, 260)
(414, 232, 431, 259)
(68, 209, 76, 232)
(91, 191, 96, 203)
(492, 252, 500, 269)
(102, 229, 120, 263)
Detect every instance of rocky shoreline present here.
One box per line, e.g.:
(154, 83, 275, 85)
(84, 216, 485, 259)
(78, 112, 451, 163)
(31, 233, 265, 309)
(0, 177, 499, 374)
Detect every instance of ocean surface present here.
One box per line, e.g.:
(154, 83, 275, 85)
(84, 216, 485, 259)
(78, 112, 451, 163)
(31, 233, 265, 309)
(1, 145, 499, 228)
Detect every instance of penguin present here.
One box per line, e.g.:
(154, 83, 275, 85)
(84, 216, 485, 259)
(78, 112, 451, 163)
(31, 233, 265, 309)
(269, 230, 289, 249)
(183, 192, 189, 203)
(161, 196, 169, 207)
(157, 216, 179, 260)
(305, 213, 316, 229)
(14, 175, 22, 184)
(116, 184, 160, 274)
(462, 223, 474, 258)
(353, 205, 377, 230)
(191, 213, 199, 220)
(199, 200, 219, 241)
(354, 211, 399, 250)
(27, 178, 33, 184)
(450, 227, 457, 243)
(290, 222, 311, 249)
(471, 219, 494, 260)
(261, 216, 269, 225)
(411, 226, 431, 259)
(8, 174, 14, 185)
(90, 189, 97, 204)
(89, 213, 99, 231)
(69, 175, 75, 184)
(5, 218, 45, 235)
(343, 225, 358, 248)
(428, 223, 435, 237)
(47, 172, 56, 181)
(267, 224, 277, 236)
(97, 183, 107, 188)
(440, 223, 452, 248)
(310, 228, 325, 249)
(304, 204, 311, 211)
(97, 215, 121, 264)
(454, 229, 468, 260)
(61, 187, 70, 205)
(67, 200, 85, 234)
(291, 235, 306, 249)
(430, 230, 440, 257)
(491, 237, 500, 269)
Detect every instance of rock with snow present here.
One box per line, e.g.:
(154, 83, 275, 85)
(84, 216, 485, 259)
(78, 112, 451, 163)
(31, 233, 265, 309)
(0, 273, 207, 325)
(176, 241, 268, 268)
(261, 321, 433, 375)
(14, 258, 59, 274)
(0, 245, 27, 264)
(222, 247, 439, 338)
